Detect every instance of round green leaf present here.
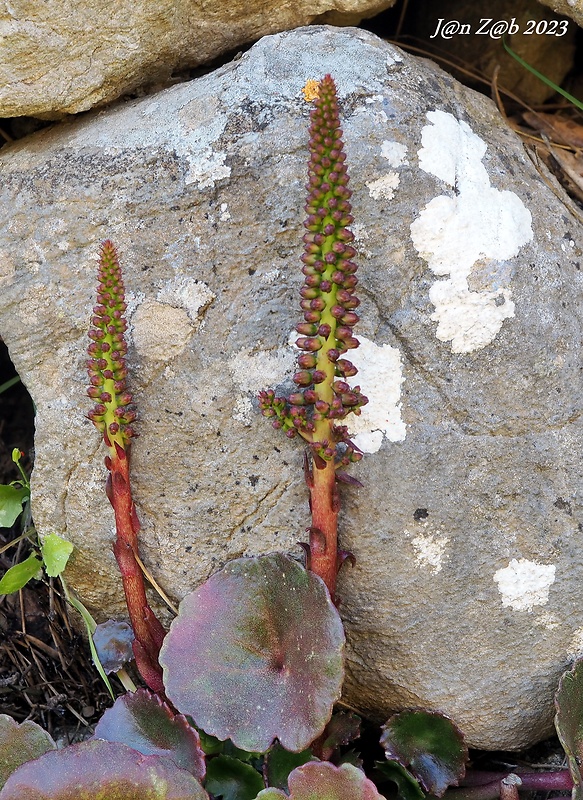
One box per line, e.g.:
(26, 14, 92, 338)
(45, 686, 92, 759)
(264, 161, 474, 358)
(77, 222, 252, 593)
(0, 715, 56, 789)
(0, 739, 208, 800)
(380, 711, 467, 798)
(257, 762, 386, 800)
(40, 533, 74, 578)
(94, 689, 205, 780)
(159, 553, 345, 753)
(555, 657, 583, 800)
(0, 484, 29, 528)
(205, 755, 264, 800)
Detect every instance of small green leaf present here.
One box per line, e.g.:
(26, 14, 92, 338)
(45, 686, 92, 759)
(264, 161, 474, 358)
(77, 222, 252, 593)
(198, 730, 225, 756)
(380, 711, 467, 798)
(555, 657, 583, 800)
(375, 761, 425, 800)
(0, 554, 42, 595)
(0, 484, 29, 528)
(41, 533, 74, 577)
(265, 743, 313, 791)
(205, 755, 264, 800)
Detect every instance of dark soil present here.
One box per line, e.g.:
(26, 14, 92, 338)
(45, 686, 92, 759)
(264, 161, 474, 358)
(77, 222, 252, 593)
(0, 340, 113, 742)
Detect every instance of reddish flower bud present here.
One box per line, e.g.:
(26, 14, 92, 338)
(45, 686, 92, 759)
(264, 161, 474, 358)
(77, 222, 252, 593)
(296, 337, 322, 352)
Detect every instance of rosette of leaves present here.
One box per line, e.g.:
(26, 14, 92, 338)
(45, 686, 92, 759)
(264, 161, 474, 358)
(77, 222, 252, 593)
(259, 75, 367, 601)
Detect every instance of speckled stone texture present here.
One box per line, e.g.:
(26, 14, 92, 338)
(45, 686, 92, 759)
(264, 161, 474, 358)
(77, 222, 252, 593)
(0, 0, 394, 118)
(1, 26, 583, 750)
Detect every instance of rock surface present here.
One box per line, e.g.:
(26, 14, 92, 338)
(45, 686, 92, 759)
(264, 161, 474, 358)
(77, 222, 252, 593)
(0, 0, 393, 118)
(1, 26, 583, 750)
(537, 0, 583, 28)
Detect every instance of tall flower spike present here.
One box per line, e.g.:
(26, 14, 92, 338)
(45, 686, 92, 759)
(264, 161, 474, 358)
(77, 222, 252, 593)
(87, 240, 166, 694)
(259, 75, 368, 602)
(87, 240, 137, 452)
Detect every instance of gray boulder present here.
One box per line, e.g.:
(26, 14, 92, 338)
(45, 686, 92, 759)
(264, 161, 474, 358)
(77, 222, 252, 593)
(1, 25, 582, 750)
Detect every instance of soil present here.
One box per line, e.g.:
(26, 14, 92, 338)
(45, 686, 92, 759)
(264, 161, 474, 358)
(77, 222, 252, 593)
(0, 339, 114, 742)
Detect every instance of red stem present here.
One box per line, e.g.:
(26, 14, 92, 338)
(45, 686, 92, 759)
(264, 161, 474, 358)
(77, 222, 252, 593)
(108, 446, 166, 693)
(308, 456, 340, 602)
(448, 770, 573, 800)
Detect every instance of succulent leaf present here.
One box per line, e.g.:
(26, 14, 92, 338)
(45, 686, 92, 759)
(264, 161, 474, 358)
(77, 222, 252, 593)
(86, 240, 136, 452)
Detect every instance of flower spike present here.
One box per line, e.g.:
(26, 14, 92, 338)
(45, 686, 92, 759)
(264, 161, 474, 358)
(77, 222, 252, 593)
(87, 240, 166, 694)
(87, 240, 137, 452)
(260, 75, 367, 601)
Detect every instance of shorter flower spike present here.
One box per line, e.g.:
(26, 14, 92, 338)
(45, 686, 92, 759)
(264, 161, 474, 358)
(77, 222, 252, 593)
(86, 240, 137, 452)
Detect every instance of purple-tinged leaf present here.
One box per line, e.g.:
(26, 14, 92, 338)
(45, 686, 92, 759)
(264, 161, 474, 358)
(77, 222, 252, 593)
(0, 739, 207, 800)
(320, 711, 361, 759)
(257, 762, 386, 800)
(160, 553, 345, 753)
(205, 754, 264, 800)
(380, 711, 467, 798)
(0, 715, 56, 789)
(555, 657, 583, 800)
(92, 619, 135, 673)
(94, 689, 205, 780)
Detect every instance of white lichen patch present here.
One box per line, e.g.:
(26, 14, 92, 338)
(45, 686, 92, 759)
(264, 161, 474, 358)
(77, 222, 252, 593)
(131, 299, 194, 361)
(410, 110, 532, 353)
(381, 140, 408, 167)
(233, 396, 254, 426)
(285, 332, 406, 454)
(229, 345, 297, 424)
(493, 558, 556, 612)
(156, 277, 215, 323)
(63, 84, 231, 191)
(406, 526, 449, 574)
(341, 335, 406, 453)
(366, 173, 400, 200)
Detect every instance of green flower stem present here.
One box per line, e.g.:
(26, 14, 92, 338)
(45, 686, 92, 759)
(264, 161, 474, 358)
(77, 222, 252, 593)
(87, 240, 166, 693)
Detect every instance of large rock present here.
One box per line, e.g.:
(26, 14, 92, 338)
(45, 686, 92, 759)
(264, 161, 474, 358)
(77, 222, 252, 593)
(537, 0, 583, 27)
(1, 26, 583, 750)
(0, 0, 393, 118)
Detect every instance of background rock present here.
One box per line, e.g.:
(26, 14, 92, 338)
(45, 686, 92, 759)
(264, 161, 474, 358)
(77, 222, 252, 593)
(1, 26, 583, 750)
(537, 0, 583, 27)
(0, 0, 394, 118)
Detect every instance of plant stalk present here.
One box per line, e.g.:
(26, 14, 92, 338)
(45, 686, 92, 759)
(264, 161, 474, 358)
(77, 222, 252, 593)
(107, 447, 166, 693)
(308, 456, 340, 600)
